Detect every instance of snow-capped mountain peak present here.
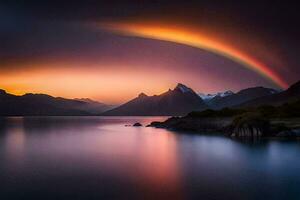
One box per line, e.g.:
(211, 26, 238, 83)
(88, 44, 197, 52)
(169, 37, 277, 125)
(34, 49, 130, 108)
(219, 90, 234, 97)
(198, 90, 234, 101)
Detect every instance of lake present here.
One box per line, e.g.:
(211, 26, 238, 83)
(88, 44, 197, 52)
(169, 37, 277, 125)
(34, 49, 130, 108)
(0, 116, 300, 200)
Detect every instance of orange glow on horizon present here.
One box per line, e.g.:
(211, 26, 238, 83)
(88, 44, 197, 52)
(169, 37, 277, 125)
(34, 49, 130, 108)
(0, 21, 290, 104)
(98, 22, 288, 89)
(0, 64, 174, 104)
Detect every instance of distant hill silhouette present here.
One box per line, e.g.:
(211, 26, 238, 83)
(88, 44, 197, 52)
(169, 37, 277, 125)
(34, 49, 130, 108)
(238, 80, 300, 107)
(103, 83, 208, 116)
(74, 98, 115, 114)
(0, 90, 111, 116)
(206, 87, 279, 109)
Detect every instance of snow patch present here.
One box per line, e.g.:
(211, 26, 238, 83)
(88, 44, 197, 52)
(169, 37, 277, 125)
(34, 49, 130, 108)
(198, 91, 234, 100)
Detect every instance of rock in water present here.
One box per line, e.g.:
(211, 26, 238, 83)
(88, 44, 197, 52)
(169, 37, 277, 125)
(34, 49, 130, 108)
(133, 123, 142, 127)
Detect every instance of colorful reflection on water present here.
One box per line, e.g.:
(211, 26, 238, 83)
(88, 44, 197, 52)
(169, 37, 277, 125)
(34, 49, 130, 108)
(0, 117, 300, 200)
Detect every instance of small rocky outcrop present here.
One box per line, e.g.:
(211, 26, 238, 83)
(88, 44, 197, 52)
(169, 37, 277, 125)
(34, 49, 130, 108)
(146, 121, 166, 128)
(147, 117, 180, 128)
(133, 122, 142, 127)
(228, 113, 270, 137)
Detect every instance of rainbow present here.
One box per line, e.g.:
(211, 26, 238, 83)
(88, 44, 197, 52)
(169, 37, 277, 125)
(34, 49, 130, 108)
(99, 22, 288, 89)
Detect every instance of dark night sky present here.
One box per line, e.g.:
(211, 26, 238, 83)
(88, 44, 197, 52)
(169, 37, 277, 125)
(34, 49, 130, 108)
(0, 1, 299, 103)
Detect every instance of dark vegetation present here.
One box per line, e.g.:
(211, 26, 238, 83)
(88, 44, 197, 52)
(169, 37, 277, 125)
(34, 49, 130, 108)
(186, 100, 300, 119)
(149, 100, 300, 138)
(187, 108, 246, 118)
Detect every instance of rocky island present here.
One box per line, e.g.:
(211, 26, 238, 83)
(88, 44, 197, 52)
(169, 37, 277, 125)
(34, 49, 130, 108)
(148, 101, 300, 138)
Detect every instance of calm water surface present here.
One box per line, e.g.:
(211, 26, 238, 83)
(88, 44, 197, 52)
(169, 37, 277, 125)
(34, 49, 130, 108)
(0, 117, 300, 200)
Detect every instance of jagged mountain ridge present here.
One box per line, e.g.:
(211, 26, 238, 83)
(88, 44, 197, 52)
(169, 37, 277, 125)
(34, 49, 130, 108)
(103, 83, 209, 116)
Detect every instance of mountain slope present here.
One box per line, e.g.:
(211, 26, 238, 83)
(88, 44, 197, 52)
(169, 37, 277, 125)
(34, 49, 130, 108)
(0, 90, 110, 116)
(208, 87, 279, 109)
(239, 80, 300, 107)
(103, 83, 208, 116)
(198, 91, 234, 102)
(74, 98, 115, 114)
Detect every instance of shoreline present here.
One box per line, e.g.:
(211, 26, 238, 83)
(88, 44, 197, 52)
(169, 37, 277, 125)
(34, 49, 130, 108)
(147, 116, 300, 139)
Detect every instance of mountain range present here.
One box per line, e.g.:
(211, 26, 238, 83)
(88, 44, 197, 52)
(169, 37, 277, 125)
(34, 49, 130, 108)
(103, 83, 208, 116)
(205, 87, 279, 109)
(198, 91, 234, 102)
(239, 81, 300, 107)
(0, 90, 113, 116)
(0, 80, 299, 116)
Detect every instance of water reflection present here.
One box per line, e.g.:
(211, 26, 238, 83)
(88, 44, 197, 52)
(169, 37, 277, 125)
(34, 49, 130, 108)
(0, 117, 300, 200)
(0, 117, 183, 199)
(3, 118, 26, 169)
